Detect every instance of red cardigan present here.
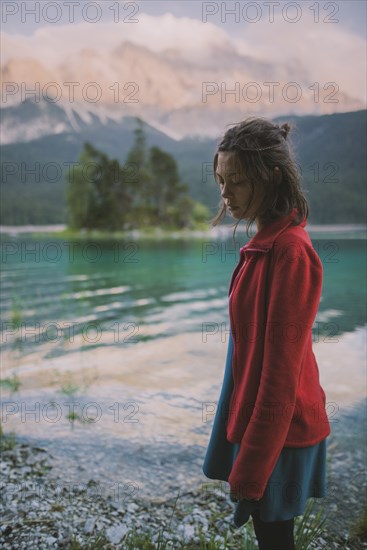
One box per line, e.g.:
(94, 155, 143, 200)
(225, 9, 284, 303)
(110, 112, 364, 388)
(227, 207, 330, 501)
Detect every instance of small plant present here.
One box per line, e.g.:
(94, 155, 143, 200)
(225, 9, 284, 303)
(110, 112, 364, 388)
(69, 532, 110, 549)
(57, 379, 82, 429)
(294, 498, 327, 549)
(57, 368, 96, 398)
(50, 503, 65, 512)
(10, 294, 24, 349)
(0, 427, 17, 451)
(0, 372, 21, 393)
(66, 411, 82, 429)
(196, 525, 230, 549)
(60, 380, 81, 398)
(349, 502, 367, 541)
(10, 294, 23, 327)
(240, 522, 258, 550)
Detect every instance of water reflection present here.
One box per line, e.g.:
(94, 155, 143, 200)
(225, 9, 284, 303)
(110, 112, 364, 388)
(1, 232, 366, 499)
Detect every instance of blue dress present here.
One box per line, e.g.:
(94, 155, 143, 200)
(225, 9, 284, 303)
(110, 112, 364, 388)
(202, 329, 328, 528)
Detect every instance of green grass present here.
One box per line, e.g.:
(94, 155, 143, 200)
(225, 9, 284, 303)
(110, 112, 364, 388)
(350, 502, 367, 541)
(57, 368, 97, 398)
(0, 372, 21, 392)
(0, 448, 328, 548)
(59, 380, 81, 398)
(9, 294, 24, 350)
(0, 425, 17, 451)
(10, 294, 23, 327)
(0, 421, 361, 548)
(69, 533, 110, 549)
(53, 377, 97, 427)
(62, 495, 329, 549)
(294, 498, 326, 549)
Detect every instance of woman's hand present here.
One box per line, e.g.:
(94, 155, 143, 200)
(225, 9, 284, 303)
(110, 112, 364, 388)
(229, 491, 261, 503)
(229, 480, 263, 503)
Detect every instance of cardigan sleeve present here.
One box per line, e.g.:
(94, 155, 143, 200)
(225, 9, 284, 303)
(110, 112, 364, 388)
(228, 237, 323, 501)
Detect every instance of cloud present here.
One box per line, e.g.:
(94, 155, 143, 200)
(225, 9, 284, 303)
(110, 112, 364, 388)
(1, 12, 231, 67)
(1, 10, 365, 101)
(234, 12, 366, 102)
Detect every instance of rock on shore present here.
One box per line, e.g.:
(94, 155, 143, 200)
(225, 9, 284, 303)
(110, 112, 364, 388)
(1, 401, 366, 550)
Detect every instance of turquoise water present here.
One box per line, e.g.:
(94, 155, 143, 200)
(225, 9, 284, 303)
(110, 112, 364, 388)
(0, 231, 365, 500)
(1, 235, 365, 355)
(1, 235, 366, 355)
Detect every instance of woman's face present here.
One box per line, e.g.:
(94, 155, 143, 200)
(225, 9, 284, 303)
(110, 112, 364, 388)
(216, 151, 259, 220)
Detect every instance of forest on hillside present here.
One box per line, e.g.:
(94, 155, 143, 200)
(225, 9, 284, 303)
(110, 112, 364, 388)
(1, 110, 366, 226)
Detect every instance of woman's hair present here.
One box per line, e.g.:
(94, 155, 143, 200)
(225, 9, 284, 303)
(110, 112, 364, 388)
(209, 116, 309, 240)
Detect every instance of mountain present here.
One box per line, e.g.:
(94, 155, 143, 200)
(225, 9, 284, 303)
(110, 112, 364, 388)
(1, 39, 364, 143)
(1, 103, 365, 225)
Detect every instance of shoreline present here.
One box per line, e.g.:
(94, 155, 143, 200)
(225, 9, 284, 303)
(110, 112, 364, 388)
(0, 223, 366, 240)
(1, 399, 366, 549)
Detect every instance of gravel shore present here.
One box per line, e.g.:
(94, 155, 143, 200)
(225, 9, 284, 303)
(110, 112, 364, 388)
(1, 399, 366, 549)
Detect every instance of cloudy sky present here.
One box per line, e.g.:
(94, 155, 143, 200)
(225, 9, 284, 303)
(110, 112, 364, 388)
(1, 0, 366, 102)
(2, 0, 366, 38)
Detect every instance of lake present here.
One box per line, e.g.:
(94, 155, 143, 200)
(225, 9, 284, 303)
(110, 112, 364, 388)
(0, 225, 366, 503)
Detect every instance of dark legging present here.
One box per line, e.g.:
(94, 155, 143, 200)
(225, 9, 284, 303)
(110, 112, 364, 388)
(251, 509, 296, 550)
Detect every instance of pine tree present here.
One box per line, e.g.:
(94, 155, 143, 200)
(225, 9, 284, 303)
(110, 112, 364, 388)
(148, 146, 188, 226)
(65, 142, 132, 230)
(65, 118, 209, 231)
(123, 118, 152, 207)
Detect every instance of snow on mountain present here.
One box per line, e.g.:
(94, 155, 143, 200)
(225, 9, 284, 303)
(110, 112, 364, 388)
(1, 30, 365, 142)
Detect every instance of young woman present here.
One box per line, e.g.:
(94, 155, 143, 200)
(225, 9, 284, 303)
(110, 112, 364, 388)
(202, 117, 331, 550)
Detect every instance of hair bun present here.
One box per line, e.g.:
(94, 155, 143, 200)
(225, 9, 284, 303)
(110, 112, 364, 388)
(280, 122, 291, 140)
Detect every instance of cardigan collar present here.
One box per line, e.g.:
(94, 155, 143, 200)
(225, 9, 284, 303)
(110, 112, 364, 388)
(240, 207, 307, 254)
